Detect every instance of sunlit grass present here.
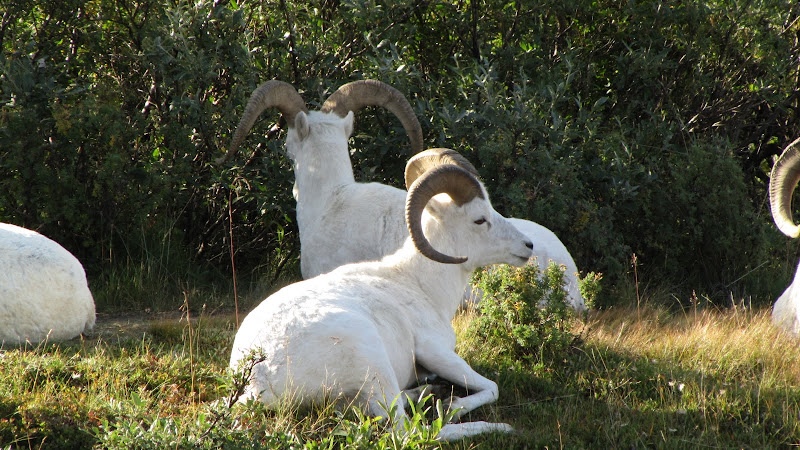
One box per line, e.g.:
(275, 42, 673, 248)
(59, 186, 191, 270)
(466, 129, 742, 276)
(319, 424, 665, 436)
(590, 304, 800, 383)
(579, 304, 800, 445)
(450, 301, 800, 448)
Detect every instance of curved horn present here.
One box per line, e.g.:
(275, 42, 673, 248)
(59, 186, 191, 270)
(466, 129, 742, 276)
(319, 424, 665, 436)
(405, 164, 485, 264)
(769, 136, 800, 238)
(404, 148, 480, 190)
(217, 80, 308, 164)
(321, 80, 423, 154)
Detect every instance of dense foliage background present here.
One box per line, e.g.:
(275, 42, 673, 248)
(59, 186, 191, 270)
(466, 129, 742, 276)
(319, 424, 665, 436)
(2, 0, 799, 309)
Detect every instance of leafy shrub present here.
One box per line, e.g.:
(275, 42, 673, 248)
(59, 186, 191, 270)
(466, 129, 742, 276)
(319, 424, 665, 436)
(423, 56, 784, 305)
(2, 0, 798, 310)
(467, 262, 587, 369)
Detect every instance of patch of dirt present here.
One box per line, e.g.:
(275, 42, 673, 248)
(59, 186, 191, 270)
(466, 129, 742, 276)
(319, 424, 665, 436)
(83, 309, 237, 344)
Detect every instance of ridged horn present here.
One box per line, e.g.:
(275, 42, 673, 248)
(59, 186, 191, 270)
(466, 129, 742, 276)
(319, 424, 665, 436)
(321, 80, 423, 154)
(217, 80, 308, 164)
(405, 163, 485, 264)
(769, 136, 800, 238)
(404, 148, 480, 190)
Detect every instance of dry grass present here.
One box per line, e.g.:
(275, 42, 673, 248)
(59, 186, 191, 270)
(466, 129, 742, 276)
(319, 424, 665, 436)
(448, 300, 800, 447)
(587, 304, 800, 386)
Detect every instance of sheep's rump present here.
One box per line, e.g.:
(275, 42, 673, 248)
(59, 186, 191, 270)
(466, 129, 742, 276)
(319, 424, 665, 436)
(0, 223, 96, 345)
(229, 275, 417, 407)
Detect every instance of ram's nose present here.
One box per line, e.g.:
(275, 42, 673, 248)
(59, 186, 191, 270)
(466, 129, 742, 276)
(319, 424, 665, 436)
(525, 240, 533, 249)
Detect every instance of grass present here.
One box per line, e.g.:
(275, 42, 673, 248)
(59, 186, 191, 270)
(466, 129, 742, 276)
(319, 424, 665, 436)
(2, 291, 800, 448)
(456, 302, 800, 448)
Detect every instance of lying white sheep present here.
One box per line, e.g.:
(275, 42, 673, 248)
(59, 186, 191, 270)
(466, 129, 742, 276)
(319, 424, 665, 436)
(221, 80, 586, 310)
(0, 223, 96, 345)
(229, 153, 533, 441)
(768, 136, 800, 335)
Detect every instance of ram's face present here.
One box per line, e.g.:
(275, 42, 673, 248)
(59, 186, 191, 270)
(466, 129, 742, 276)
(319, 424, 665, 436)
(463, 199, 532, 268)
(426, 194, 533, 269)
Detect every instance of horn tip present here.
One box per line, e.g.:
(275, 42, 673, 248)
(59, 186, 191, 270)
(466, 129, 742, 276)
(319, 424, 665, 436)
(775, 218, 800, 238)
(216, 149, 235, 164)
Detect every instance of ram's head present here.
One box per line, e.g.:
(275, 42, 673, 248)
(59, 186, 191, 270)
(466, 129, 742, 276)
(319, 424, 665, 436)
(404, 148, 533, 267)
(217, 80, 423, 164)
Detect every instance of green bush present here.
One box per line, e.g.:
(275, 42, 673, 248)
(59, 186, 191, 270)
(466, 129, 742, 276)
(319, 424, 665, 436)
(0, 0, 301, 309)
(467, 262, 591, 370)
(2, 0, 798, 309)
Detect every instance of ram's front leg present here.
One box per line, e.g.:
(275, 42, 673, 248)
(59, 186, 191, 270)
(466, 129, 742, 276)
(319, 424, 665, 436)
(414, 345, 503, 420)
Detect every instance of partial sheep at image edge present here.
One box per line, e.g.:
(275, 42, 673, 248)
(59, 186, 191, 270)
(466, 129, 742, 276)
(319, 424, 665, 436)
(768, 136, 800, 336)
(0, 223, 96, 346)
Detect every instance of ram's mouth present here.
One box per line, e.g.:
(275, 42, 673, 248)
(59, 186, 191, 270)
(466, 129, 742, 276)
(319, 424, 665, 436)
(513, 254, 530, 263)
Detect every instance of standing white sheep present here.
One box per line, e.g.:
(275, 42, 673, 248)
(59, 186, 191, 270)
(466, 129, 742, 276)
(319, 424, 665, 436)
(0, 223, 96, 345)
(768, 136, 800, 335)
(221, 79, 586, 310)
(229, 152, 533, 441)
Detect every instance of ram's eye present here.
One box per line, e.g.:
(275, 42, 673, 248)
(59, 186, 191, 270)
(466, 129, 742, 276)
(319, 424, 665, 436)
(474, 218, 487, 225)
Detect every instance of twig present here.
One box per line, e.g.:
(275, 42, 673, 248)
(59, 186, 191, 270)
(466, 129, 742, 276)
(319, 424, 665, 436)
(724, 260, 768, 288)
(182, 291, 196, 405)
(278, 0, 300, 84)
(631, 253, 640, 320)
(228, 189, 240, 327)
(226, 351, 268, 408)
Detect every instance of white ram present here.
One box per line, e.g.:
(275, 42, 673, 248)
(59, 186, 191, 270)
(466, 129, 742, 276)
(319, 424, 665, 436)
(0, 223, 96, 345)
(219, 80, 422, 279)
(221, 80, 586, 311)
(768, 136, 800, 335)
(229, 153, 534, 440)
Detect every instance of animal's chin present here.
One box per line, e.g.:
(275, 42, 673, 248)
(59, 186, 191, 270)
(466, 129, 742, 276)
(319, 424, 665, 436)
(511, 255, 531, 266)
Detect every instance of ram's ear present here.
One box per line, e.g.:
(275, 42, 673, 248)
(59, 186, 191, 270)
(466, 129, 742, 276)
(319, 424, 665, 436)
(343, 111, 355, 137)
(295, 111, 310, 140)
(423, 195, 449, 219)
